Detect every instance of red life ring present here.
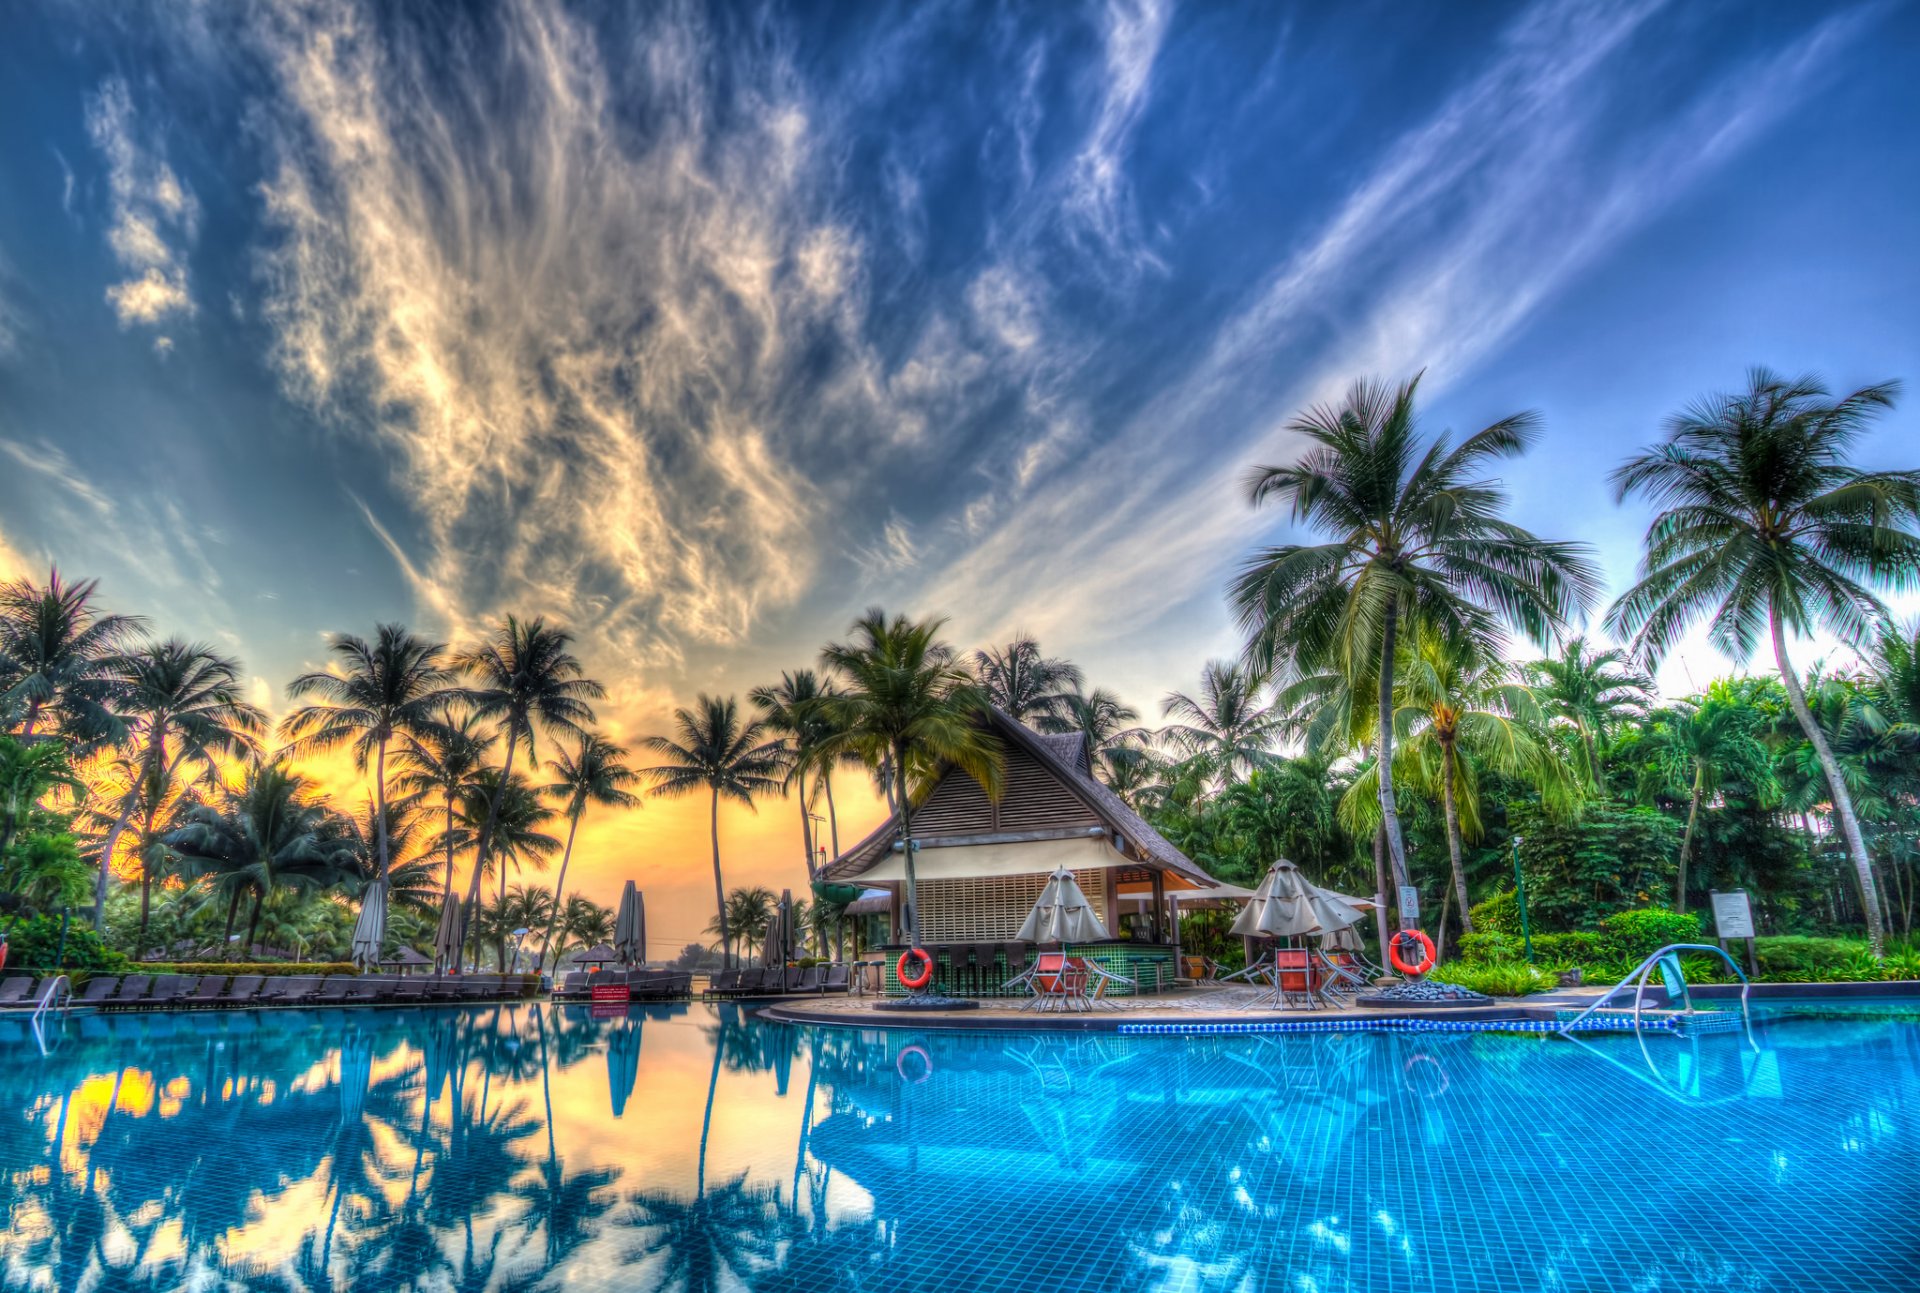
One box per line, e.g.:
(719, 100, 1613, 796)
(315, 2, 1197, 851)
(896, 1044, 932, 1083)
(1388, 929, 1437, 976)
(896, 947, 935, 990)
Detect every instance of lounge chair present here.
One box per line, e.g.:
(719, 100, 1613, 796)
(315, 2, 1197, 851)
(263, 975, 322, 1005)
(668, 970, 692, 996)
(184, 975, 228, 1007)
(100, 976, 152, 1010)
(704, 969, 739, 998)
(393, 978, 430, 1001)
(0, 976, 35, 1007)
(77, 976, 122, 1005)
(346, 979, 382, 1002)
(311, 977, 356, 1005)
(797, 965, 826, 994)
(217, 976, 264, 1007)
(555, 971, 586, 998)
(822, 963, 849, 994)
(148, 975, 196, 1007)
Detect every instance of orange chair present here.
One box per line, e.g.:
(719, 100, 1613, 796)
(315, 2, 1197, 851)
(1022, 952, 1091, 1012)
(1268, 947, 1323, 1009)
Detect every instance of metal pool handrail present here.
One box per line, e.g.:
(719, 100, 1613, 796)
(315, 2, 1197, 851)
(1557, 943, 1752, 1039)
(29, 974, 71, 1026)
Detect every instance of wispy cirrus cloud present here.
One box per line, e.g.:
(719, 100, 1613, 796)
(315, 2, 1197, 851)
(86, 76, 197, 342)
(911, 0, 1882, 657)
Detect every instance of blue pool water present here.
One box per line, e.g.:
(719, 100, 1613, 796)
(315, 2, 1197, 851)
(3, 1001, 1917, 1291)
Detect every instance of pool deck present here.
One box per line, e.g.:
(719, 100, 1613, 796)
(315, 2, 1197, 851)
(757, 981, 1617, 1032)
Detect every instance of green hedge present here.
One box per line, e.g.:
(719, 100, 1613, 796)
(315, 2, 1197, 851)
(1458, 908, 1699, 968)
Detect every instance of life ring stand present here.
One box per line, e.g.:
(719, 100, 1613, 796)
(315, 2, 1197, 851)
(896, 947, 935, 991)
(897, 1044, 933, 1083)
(1388, 929, 1437, 977)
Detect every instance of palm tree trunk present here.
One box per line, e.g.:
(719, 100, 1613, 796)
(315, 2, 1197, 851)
(458, 720, 521, 969)
(1439, 744, 1473, 934)
(1772, 611, 1884, 954)
(244, 887, 264, 960)
(93, 781, 142, 930)
(697, 1025, 723, 1200)
(709, 786, 730, 969)
(1375, 604, 1412, 918)
(373, 735, 392, 883)
(895, 740, 921, 959)
(221, 887, 242, 943)
(442, 791, 457, 902)
(797, 784, 815, 882)
(823, 771, 840, 858)
(1675, 763, 1704, 913)
(534, 806, 583, 972)
(1371, 825, 1391, 955)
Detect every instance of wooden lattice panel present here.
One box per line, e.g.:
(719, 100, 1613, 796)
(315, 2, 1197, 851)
(918, 869, 1108, 944)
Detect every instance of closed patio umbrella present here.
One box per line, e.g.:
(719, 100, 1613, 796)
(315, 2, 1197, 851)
(1230, 860, 1328, 939)
(614, 882, 646, 966)
(763, 905, 786, 968)
(1016, 869, 1111, 945)
(606, 1017, 643, 1118)
(432, 897, 467, 973)
(351, 881, 388, 972)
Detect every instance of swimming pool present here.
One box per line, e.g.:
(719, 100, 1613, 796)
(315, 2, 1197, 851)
(4, 1001, 1916, 1290)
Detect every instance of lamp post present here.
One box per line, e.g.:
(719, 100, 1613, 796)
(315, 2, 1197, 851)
(1511, 835, 1534, 963)
(508, 926, 531, 974)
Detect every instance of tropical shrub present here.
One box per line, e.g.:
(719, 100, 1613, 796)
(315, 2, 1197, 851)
(136, 961, 358, 977)
(0, 913, 129, 971)
(1529, 931, 1608, 964)
(1457, 931, 1519, 963)
(1427, 960, 1557, 997)
(1599, 907, 1701, 958)
(1750, 936, 1871, 981)
(1468, 889, 1521, 936)
(1513, 804, 1680, 929)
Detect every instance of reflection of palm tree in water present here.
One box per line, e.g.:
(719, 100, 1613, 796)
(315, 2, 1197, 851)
(515, 1004, 623, 1269)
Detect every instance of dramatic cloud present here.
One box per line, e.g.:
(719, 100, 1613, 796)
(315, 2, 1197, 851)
(86, 77, 197, 332)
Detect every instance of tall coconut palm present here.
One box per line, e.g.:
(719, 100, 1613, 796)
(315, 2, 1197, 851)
(93, 640, 266, 928)
(533, 733, 641, 970)
(1608, 368, 1917, 952)
(749, 671, 839, 880)
(432, 767, 562, 909)
(642, 696, 783, 968)
(819, 610, 1002, 966)
(447, 617, 601, 969)
(0, 568, 143, 746)
(1344, 626, 1575, 931)
(1233, 374, 1599, 911)
(1524, 635, 1652, 787)
(392, 706, 493, 903)
(557, 894, 614, 961)
(1159, 660, 1280, 784)
(972, 634, 1083, 725)
(281, 625, 455, 896)
(706, 886, 777, 959)
(1633, 684, 1778, 913)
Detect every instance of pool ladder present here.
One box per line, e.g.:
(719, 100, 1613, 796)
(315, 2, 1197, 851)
(28, 975, 72, 1056)
(1558, 944, 1752, 1038)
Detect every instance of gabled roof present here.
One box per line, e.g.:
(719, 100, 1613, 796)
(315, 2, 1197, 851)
(823, 707, 1223, 888)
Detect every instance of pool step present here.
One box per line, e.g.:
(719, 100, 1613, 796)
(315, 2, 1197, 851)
(1552, 1007, 1745, 1035)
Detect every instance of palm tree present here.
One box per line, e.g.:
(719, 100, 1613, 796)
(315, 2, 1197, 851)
(534, 733, 641, 970)
(972, 633, 1083, 725)
(1233, 374, 1599, 910)
(557, 894, 614, 960)
(819, 610, 1002, 965)
(1345, 626, 1574, 931)
(280, 625, 455, 894)
(642, 696, 784, 968)
(92, 640, 266, 928)
(0, 568, 143, 746)
(432, 767, 562, 919)
(1524, 635, 1652, 787)
(706, 886, 776, 959)
(1608, 368, 1917, 952)
(0, 734, 83, 861)
(1633, 686, 1780, 913)
(1159, 660, 1280, 784)
(749, 671, 839, 880)
(166, 762, 354, 956)
(494, 883, 557, 970)
(448, 617, 602, 968)
(392, 706, 493, 903)
(1039, 686, 1147, 759)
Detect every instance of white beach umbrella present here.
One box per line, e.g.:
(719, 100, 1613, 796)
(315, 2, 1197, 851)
(1016, 869, 1111, 945)
(1231, 859, 1361, 939)
(351, 880, 388, 972)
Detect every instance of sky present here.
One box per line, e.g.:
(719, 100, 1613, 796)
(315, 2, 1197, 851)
(1, 0, 1917, 950)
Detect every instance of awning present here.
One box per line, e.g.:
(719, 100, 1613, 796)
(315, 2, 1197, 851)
(856, 834, 1119, 882)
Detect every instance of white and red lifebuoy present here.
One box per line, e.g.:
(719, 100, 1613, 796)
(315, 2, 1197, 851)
(896, 947, 935, 991)
(1388, 929, 1437, 977)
